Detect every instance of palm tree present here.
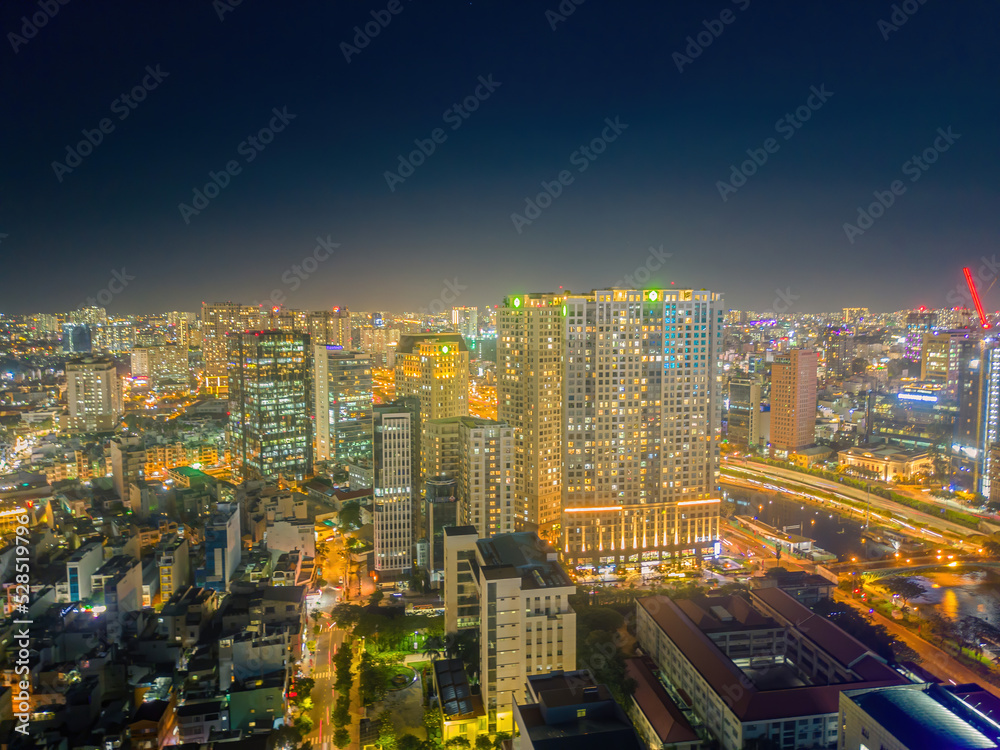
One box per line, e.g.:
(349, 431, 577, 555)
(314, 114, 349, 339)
(422, 635, 446, 661)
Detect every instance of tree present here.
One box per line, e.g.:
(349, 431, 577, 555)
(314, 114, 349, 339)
(475, 736, 493, 750)
(333, 727, 351, 749)
(492, 733, 511, 750)
(445, 739, 471, 749)
(399, 735, 425, 750)
(296, 714, 314, 737)
(423, 706, 443, 747)
(340, 501, 362, 529)
(423, 634, 446, 661)
(880, 576, 927, 607)
(266, 725, 304, 750)
(982, 539, 1000, 558)
(333, 694, 351, 726)
(378, 710, 398, 750)
(576, 607, 625, 634)
(332, 603, 364, 628)
(370, 590, 385, 606)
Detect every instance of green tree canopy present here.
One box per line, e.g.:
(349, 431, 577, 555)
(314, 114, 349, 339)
(880, 576, 927, 605)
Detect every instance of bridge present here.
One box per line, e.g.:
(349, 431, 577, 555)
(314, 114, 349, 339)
(826, 557, 1000, 580)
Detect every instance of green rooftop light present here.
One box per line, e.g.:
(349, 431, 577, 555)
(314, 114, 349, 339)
(649, 290, 658, 301)
(562, 304, 568, 316)
(513, 297, 522, 308)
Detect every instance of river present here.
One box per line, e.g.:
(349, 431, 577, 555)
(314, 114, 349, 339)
(726, 485, 1000, 624)
(726, 485, 870, 560)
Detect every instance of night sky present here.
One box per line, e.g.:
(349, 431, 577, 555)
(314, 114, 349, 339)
(2, 1, 998, 315)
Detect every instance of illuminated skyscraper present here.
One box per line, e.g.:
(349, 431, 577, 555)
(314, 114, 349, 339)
(979, 346, 1000, 499)
(201, 302, 267, 396)
(359, 325, 400, 368)
(65, 355, 122, 433)
(458, 417, 515, 537)
(770, 349, 818, 453)
(314, 346, 373, 468)
(394, 333, 469, 480)
(921, 330, 974, 398)
(228, 331, 312, 481)
(822, 327, 854, 380)
(904, 308, 938, 362)
(374, 400, 418, 578)
(497, 293, 564, 532)
(166, 311, 190, 347)
(451, 306, 478, 339)
(62, 323, 92, 354)
(560, 288, 724, 569)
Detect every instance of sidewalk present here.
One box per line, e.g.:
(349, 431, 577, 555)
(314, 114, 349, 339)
(833, 591, 1000, 698)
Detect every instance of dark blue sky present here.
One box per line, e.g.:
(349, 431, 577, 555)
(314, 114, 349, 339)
(2, 1, 998, 315)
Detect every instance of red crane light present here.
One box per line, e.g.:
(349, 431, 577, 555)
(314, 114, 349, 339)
(963, 267, 992, 329)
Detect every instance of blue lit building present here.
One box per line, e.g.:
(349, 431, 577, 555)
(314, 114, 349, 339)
(197, 502, 241, 592)
(62, 323, 92, 354)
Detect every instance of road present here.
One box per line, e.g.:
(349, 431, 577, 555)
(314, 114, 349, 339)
(723, 459, 980, 547)
(833, 590, 1000, 699)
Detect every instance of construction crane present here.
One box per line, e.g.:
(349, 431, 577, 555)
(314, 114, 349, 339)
(963, 266, 992, 329)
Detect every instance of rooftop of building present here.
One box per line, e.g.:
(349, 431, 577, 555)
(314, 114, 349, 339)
(751, 587, 899, 677)
(175, 699, 224, 718)
(444, 525, 478, 538)
(673, 594, 781, 634)
(131, 699, 170, 725)
(94, 554, 139, 577)
(624, 657, 699, 745)
(230, 669, 286, 692)
(251, 584, 305, 604)
(67, 540, 103, 562)
(516, 673, 642, 750)
(845, 683, 1000, 750)
(476, 532, 573, 590)
(637, 591, 904, 722)
(838, 444, 930, 460)
(756, 567, 834, 589)
(168, 465, 213, 479)
(433, 658, 482, 720)
(396, 332, 469, 354)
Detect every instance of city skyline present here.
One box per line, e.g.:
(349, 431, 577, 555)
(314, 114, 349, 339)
(3, 2, 999, 314)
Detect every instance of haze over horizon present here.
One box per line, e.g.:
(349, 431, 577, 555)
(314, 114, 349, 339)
(3, 1, 998, 315)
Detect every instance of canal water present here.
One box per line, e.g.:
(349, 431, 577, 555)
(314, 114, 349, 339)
(726, 485, 1000, 623)
(726, 486, 869, 560)
(908, 570, 1000, 624)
